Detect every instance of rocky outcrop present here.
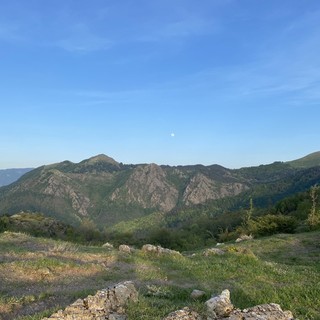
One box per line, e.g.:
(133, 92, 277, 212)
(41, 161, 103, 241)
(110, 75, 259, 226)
(102, 242, 114, 249)
(118, 244, 135, 254)
(42, 281, 138, 320)
(227, 303, 295, 320)
(235, 234, 253, 243)
(164, 289, 295, 320)
(183, 173, 248, 205)
(206, 289, 233, 319)
(43, 170, 91, 216)
(111, 164, 179, 212)
(163, 307, 202, 320)
(141, 244, 181, 256)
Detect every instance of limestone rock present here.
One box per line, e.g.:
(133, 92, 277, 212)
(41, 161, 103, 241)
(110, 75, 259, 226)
(235, 234, 253, 243)
(205, 290, 295, 320)
(119, 244, 134, 254)
(183, 173, 248, 205)
(141, 244, 181, 256)
(163, 307, 203, 320)
(42, 281, 138, 320)
(206, 289, 233, 319)
(231, 303, 294, 320)
(102, 242, 114, 249)
(110, 163, 179, 212)
(190, 289, 206, 299)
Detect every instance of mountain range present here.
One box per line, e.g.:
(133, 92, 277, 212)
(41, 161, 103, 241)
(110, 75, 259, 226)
(0, 168, 33, 187)
(0, 152, 320, 228)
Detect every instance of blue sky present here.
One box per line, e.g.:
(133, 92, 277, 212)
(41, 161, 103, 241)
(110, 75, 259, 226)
(0, 0, 320, 169)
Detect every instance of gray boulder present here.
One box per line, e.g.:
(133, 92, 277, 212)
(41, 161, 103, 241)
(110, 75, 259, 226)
(142, 244, 181, 256)
(118, 244, 134, 253)
(206, 289, 233, 319)
(205, 290, 294, 320)
(42, 281, 138, 320)
(190, 289, 206, 299)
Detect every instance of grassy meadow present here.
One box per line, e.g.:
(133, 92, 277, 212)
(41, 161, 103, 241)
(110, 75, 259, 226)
(0, 230, 319, 319)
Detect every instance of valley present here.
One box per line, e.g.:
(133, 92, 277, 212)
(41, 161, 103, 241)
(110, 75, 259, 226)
(0, 152, 320, 319)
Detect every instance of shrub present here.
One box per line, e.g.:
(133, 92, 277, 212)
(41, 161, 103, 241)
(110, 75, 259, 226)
(242, 214, 298, 236)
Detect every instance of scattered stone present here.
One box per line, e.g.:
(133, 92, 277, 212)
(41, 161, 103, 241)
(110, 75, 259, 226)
(206, 289, 233, 319)
(42, 281, 138, 320)
(205, 290, 295, 320)
(141, 244, 181, 256)
(102, 242, 114, 249)
(235, 234, 253, 243)
(226, 303, 294, 320)
(203, 248, 225, 256)
(190, 289, 206, 299)
(118, 244, 134, 254)
(163, 307, 203, 320)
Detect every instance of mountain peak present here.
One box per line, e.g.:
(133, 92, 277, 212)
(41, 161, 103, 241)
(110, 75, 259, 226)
(85, 154, 119, 166)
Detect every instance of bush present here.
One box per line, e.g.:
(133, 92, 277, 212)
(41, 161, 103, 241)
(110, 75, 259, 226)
(242, 214, 298, 236)
(0, 215, 9, 232)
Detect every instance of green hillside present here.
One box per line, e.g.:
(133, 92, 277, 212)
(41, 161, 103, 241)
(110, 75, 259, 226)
(287, 151, 320, 168)
(0, 230, 319, 319)
(0, 152, 319, 235)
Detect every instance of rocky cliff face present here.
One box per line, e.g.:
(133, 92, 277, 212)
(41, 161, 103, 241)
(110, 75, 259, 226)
(43, 171, 91, 217)
(1, 153, 318, 227)
(111, 164, 179, 212)
(183, 173, 248, 205)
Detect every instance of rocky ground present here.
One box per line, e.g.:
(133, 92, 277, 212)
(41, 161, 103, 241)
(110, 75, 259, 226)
(0, 231, 319, 319)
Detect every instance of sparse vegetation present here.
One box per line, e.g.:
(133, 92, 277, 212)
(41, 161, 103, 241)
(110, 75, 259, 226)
(0, 231, 319, 319)
(0, 154, 320, 318)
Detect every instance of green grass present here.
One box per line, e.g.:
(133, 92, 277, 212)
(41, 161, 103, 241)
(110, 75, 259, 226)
(0, 231, 319, 319)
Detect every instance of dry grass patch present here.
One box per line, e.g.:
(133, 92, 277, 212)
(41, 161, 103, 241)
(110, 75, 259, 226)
(0, 233, 121, 320)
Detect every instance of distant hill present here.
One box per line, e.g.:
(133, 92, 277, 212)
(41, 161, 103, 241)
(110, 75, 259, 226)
(286, 151, 320, 168)
(0, 168, 33, 187)
(0, 152, 319, 228)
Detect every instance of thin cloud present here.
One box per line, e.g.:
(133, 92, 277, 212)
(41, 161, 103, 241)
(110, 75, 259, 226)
(136, 16, 219, 43)
(52, 23, 113, 53)
(55, 35, 112, 53)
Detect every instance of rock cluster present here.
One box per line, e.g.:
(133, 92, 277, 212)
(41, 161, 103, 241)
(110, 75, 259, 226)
(118, 244, 135, 254)
(164, 289, 295, 320)
(42, 281, 138, 320)
(235, 234, 253, 243)
(141, 244, 181, 256)
(42, 283, 295, 320)
(102, 242, 114, 249)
